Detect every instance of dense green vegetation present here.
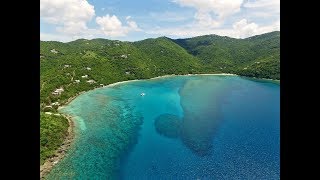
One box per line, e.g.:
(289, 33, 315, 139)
(40, 31, 280, 165)
(174, 31, 280, 79)
(40, 112, 69, 165)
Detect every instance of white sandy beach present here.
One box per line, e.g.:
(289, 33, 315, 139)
(60, 73, 238, 108)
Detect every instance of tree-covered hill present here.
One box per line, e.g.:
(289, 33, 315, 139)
(174, 31, 280, 79)
(133, 37, 201, 75)
(40, 31, 280, 165)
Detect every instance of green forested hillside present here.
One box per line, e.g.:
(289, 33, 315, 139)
(174, 31, 280, 79)
(40, 31, 280, 165)
(134, 37, 201, 75)
(40, 112, 68, 165)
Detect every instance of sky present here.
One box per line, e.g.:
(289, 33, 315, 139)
(40, 0, 280, 42)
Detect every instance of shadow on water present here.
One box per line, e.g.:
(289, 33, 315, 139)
(153, 77, 234, 157)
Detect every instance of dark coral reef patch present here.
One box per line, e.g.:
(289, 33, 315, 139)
(154, 113, 181, 138)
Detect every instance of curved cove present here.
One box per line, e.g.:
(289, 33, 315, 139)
(47, 75, 280, 179)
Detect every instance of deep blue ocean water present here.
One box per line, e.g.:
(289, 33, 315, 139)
(47, 75, 280, 179)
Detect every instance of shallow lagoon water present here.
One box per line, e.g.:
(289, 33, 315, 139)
(47, 75, 280, 179)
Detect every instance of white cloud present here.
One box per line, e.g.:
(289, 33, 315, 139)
(147, 27, 234, 38)
(96, 14, 140, 37)
(147, 18, 279, 39)
(275, 20, 280, 30)
(147, 0, 279, 39)
(40, 0, 279, 41)
(149, 11, 190, 22)
(40, 0, 95, 35)
(173, 0, 243, 27)
(231, 18, 280, 38)
(173, 0, 243, 18)
(41, 31, 103, 42)
(127, 20, 138, 29)
(243, 0, 280, 18)
(194, 11, 221, 28)
(232, 19, 258, 38)
(56, 22, 88, 35)
(244, 0, 280, 10)
(40, 0, 141, 39)
(40, 32, 74, 42)
(246, 11, 277, 18)
(256, 19, 280, 33)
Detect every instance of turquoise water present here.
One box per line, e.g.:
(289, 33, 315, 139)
(47, 75, 280, 179)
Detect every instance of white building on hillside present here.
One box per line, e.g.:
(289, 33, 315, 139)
(52, 87, 64, 95)
(87, 80, 96, 84)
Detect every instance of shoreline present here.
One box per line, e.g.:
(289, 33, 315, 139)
(59, 73, 239, 110)
(41, 72, 279, 177)
(40, 114, 75, 179)
(150, 73, 237, 79)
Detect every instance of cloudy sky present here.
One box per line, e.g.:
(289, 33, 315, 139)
(40, 0, 280, 42)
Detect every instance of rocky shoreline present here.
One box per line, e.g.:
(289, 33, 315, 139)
(40, 115, 75, 179)
(40, 90, 86, 178)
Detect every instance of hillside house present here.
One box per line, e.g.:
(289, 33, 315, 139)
(52, 87, 64, 95)
(50, 49, 58, 54)
(87, 80, 96, 84)
(51, 102, 60, 106)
